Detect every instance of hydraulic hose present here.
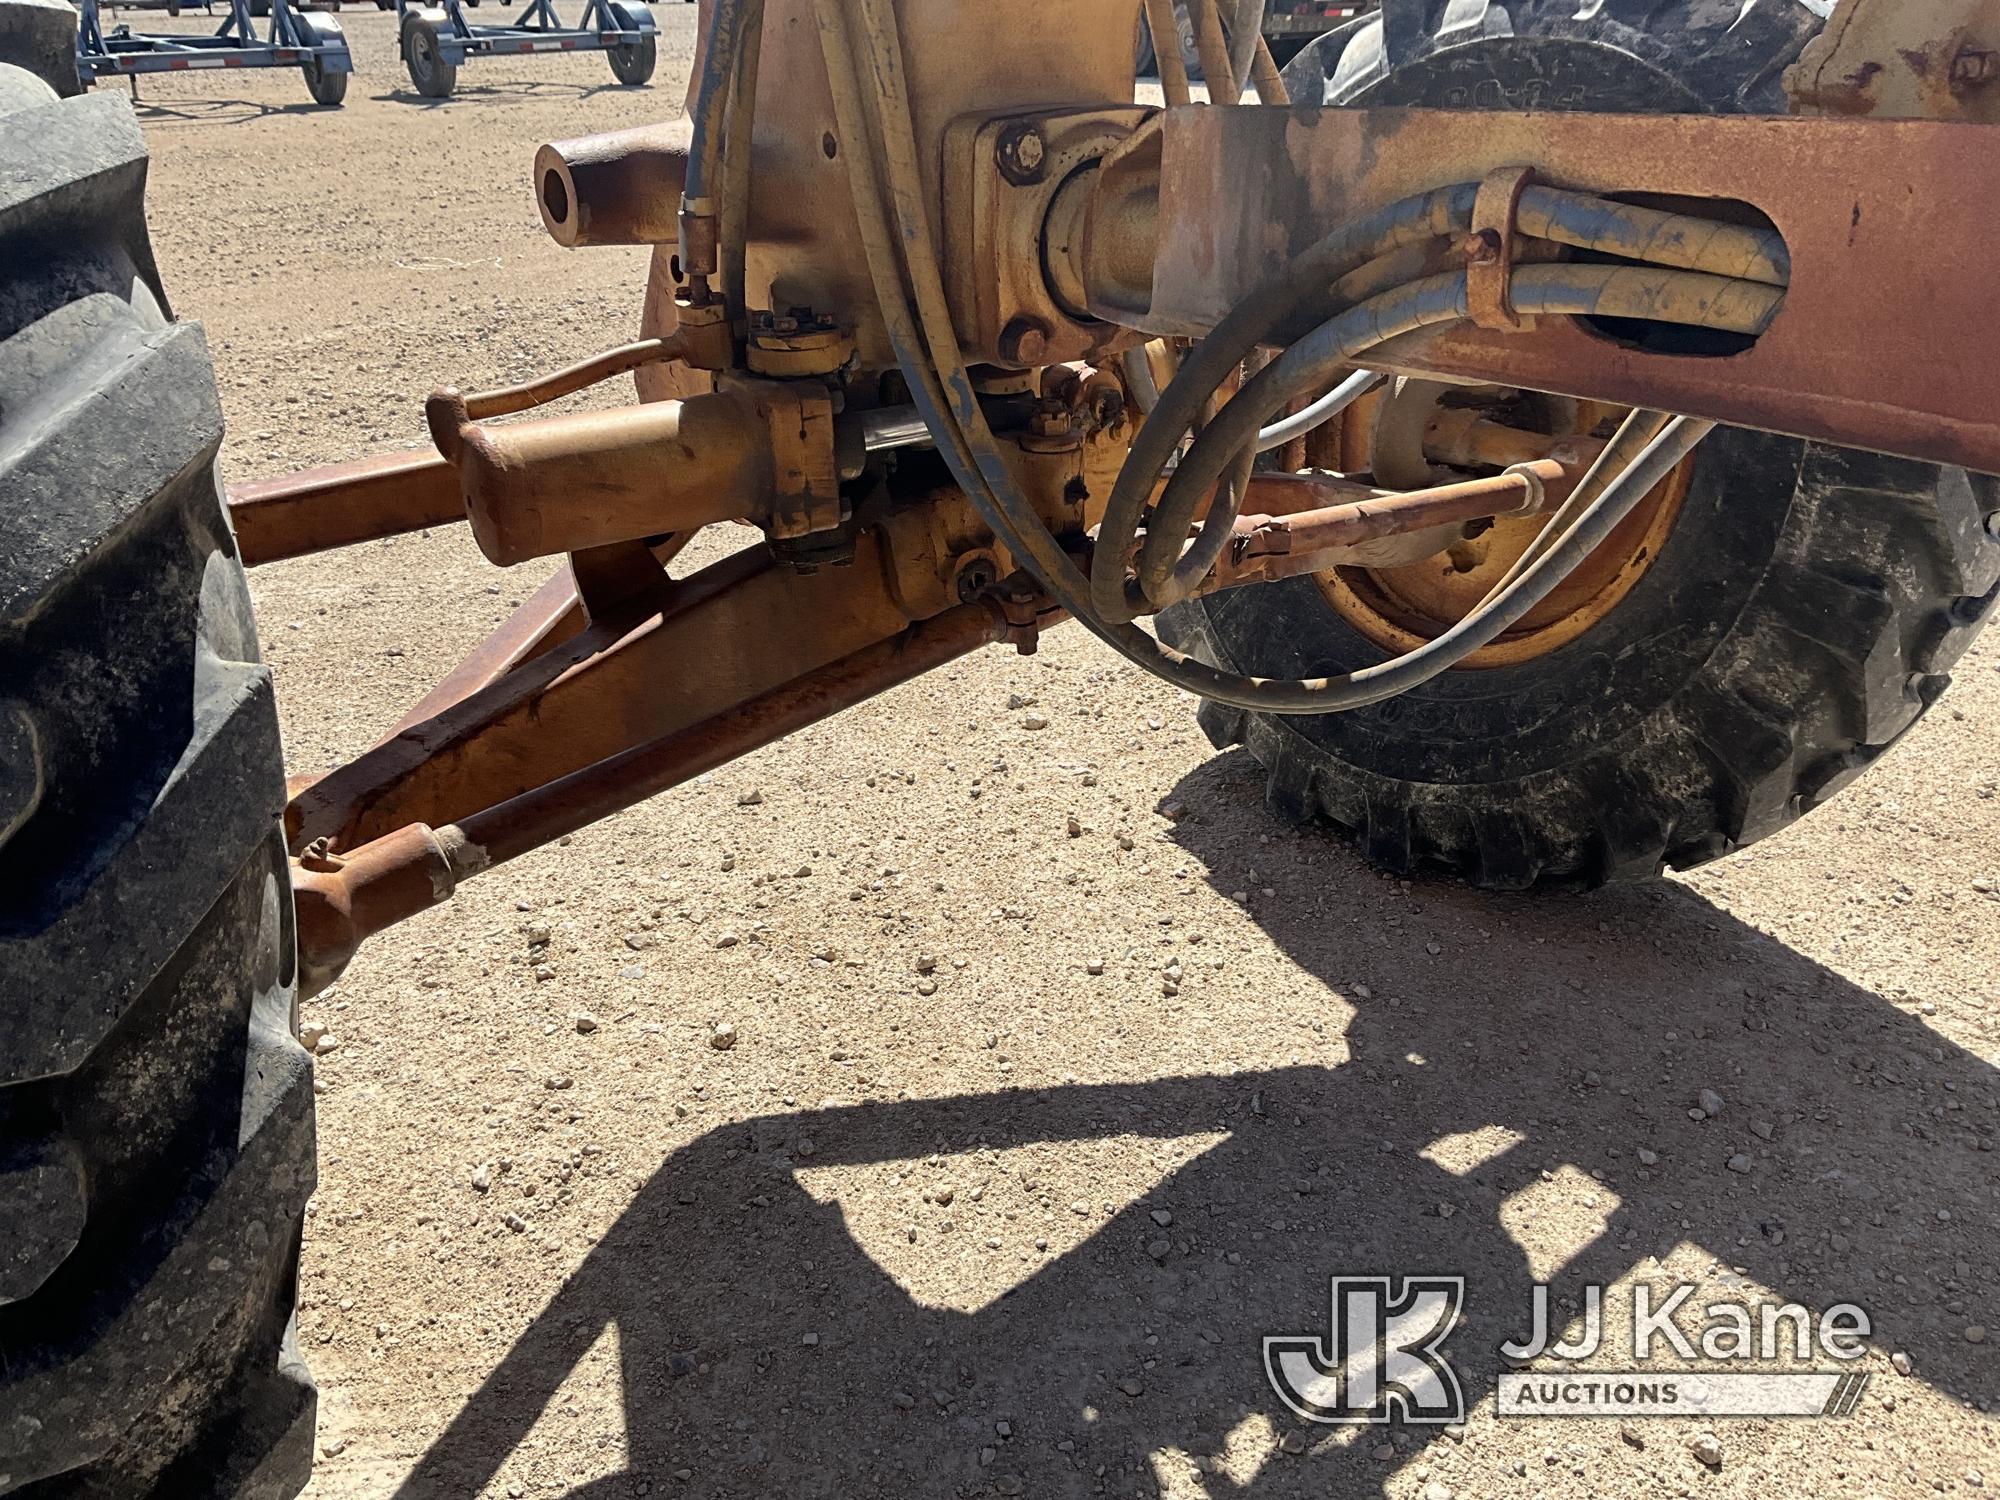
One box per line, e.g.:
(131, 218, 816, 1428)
(1142, 262, 1782, 612)
(1138, 415, 1716, 712)
(1141, 0, 1191, 105)
(680, 0, 757, 285)
(1472, 405, 1672, 610)
(1517, 187, 1789, 287)
(717, 0, 765, 328)
(1255, 368, 1382, 455)
(1092, 183, 1478, 624)
(812, 0, 1778, 717)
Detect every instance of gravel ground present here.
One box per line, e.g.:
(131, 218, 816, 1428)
(111, 11, 2000, 1496)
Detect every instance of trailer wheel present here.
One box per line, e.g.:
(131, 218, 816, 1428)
(296, 12, 346, 104)
(300, 55, 345, 104)
(1157, 0, 2000, 890)
(401, 10, 455, 97)
(605, 1, 653, 85)
(0, 2, 316, 1494)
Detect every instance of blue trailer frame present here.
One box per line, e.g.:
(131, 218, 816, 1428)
(394, 0, 656, 97)
(76, 0, 353, 105)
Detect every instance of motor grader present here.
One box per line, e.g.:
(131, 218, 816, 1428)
(2, 0, 1996, 1489)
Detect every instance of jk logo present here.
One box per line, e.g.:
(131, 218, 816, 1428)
(1264, 1276, 1466, 1424)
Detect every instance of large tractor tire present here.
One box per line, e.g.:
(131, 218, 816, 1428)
(0, 2, 316, 1494)
(1159, 0, 2000, 890)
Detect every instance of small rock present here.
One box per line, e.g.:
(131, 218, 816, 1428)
(1619, 1423, 1644, 1450)
(667, 1352, 698, 1378)
(714, 931, 740, 949)
(1117, 1377, 1144, 1397)
(502, 1212, 527, 1233)
(1890, 1350, 1913, 1375)
(737, 789, 763, 806)
(801, 1331, 819, 1347)
(1968, 1326, 1988, 1344)
(534, 964, 556, 983)
(1689, 1432, 1723, 1469)
(1006, 692, 1035, 710)
(1160, 800, 1187, 822)
(314, 1032, 341, 1056)
(1750, 1119, 1775, 1141)
(1637, 1147, 1659, 1166)
(524, 920, 552, 944)
(890, 1390, 916, 1410)
(934, 1186, 955, 1207)
(1726, 1153, 1753, 1174)
(1086, 958, 1106, 975)
(1150, 1208, 1173, 1227)
(710, 1023, 738, 1051)
(618, 963, 647, 980)
(916, 978, 937, 996)
(1022, 715, 1050, 731)
(321, 1437, 349, 1458)
(1698, 1088, 1725, 1117)
(298, 1021, 327, 1051)
(1279, 1431, 1307, 1456)
(573, 1012, 599, 1034)
(545, 1074, 573, 1091)
(470, 1164, 492, 1193)
(1422, 1484, 1454, 1500)
(1145, 1238, 1172, 1261)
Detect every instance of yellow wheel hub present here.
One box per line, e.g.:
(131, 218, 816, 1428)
(1314, 382, 1695, 669)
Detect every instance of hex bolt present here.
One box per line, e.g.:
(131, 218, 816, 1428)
(1952, 44, 2000, 87)
(995, 123, 1047, 185)
(997, 316, 1051, 367)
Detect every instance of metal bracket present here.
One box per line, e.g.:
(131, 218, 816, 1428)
(1466, 165, 1535, 333)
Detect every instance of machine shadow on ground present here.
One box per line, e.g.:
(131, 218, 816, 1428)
(394, 753, 1997, 1499)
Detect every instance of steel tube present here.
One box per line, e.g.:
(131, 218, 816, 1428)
(227, 448, 461, 567)
(1203, 460, 1566, 590)
(449, 602, 1007, 868)
(459, 390, 774, 566)
(534, 119, 693, 248)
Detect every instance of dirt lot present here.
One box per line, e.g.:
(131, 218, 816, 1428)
(110, 10, 2000, 1496)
